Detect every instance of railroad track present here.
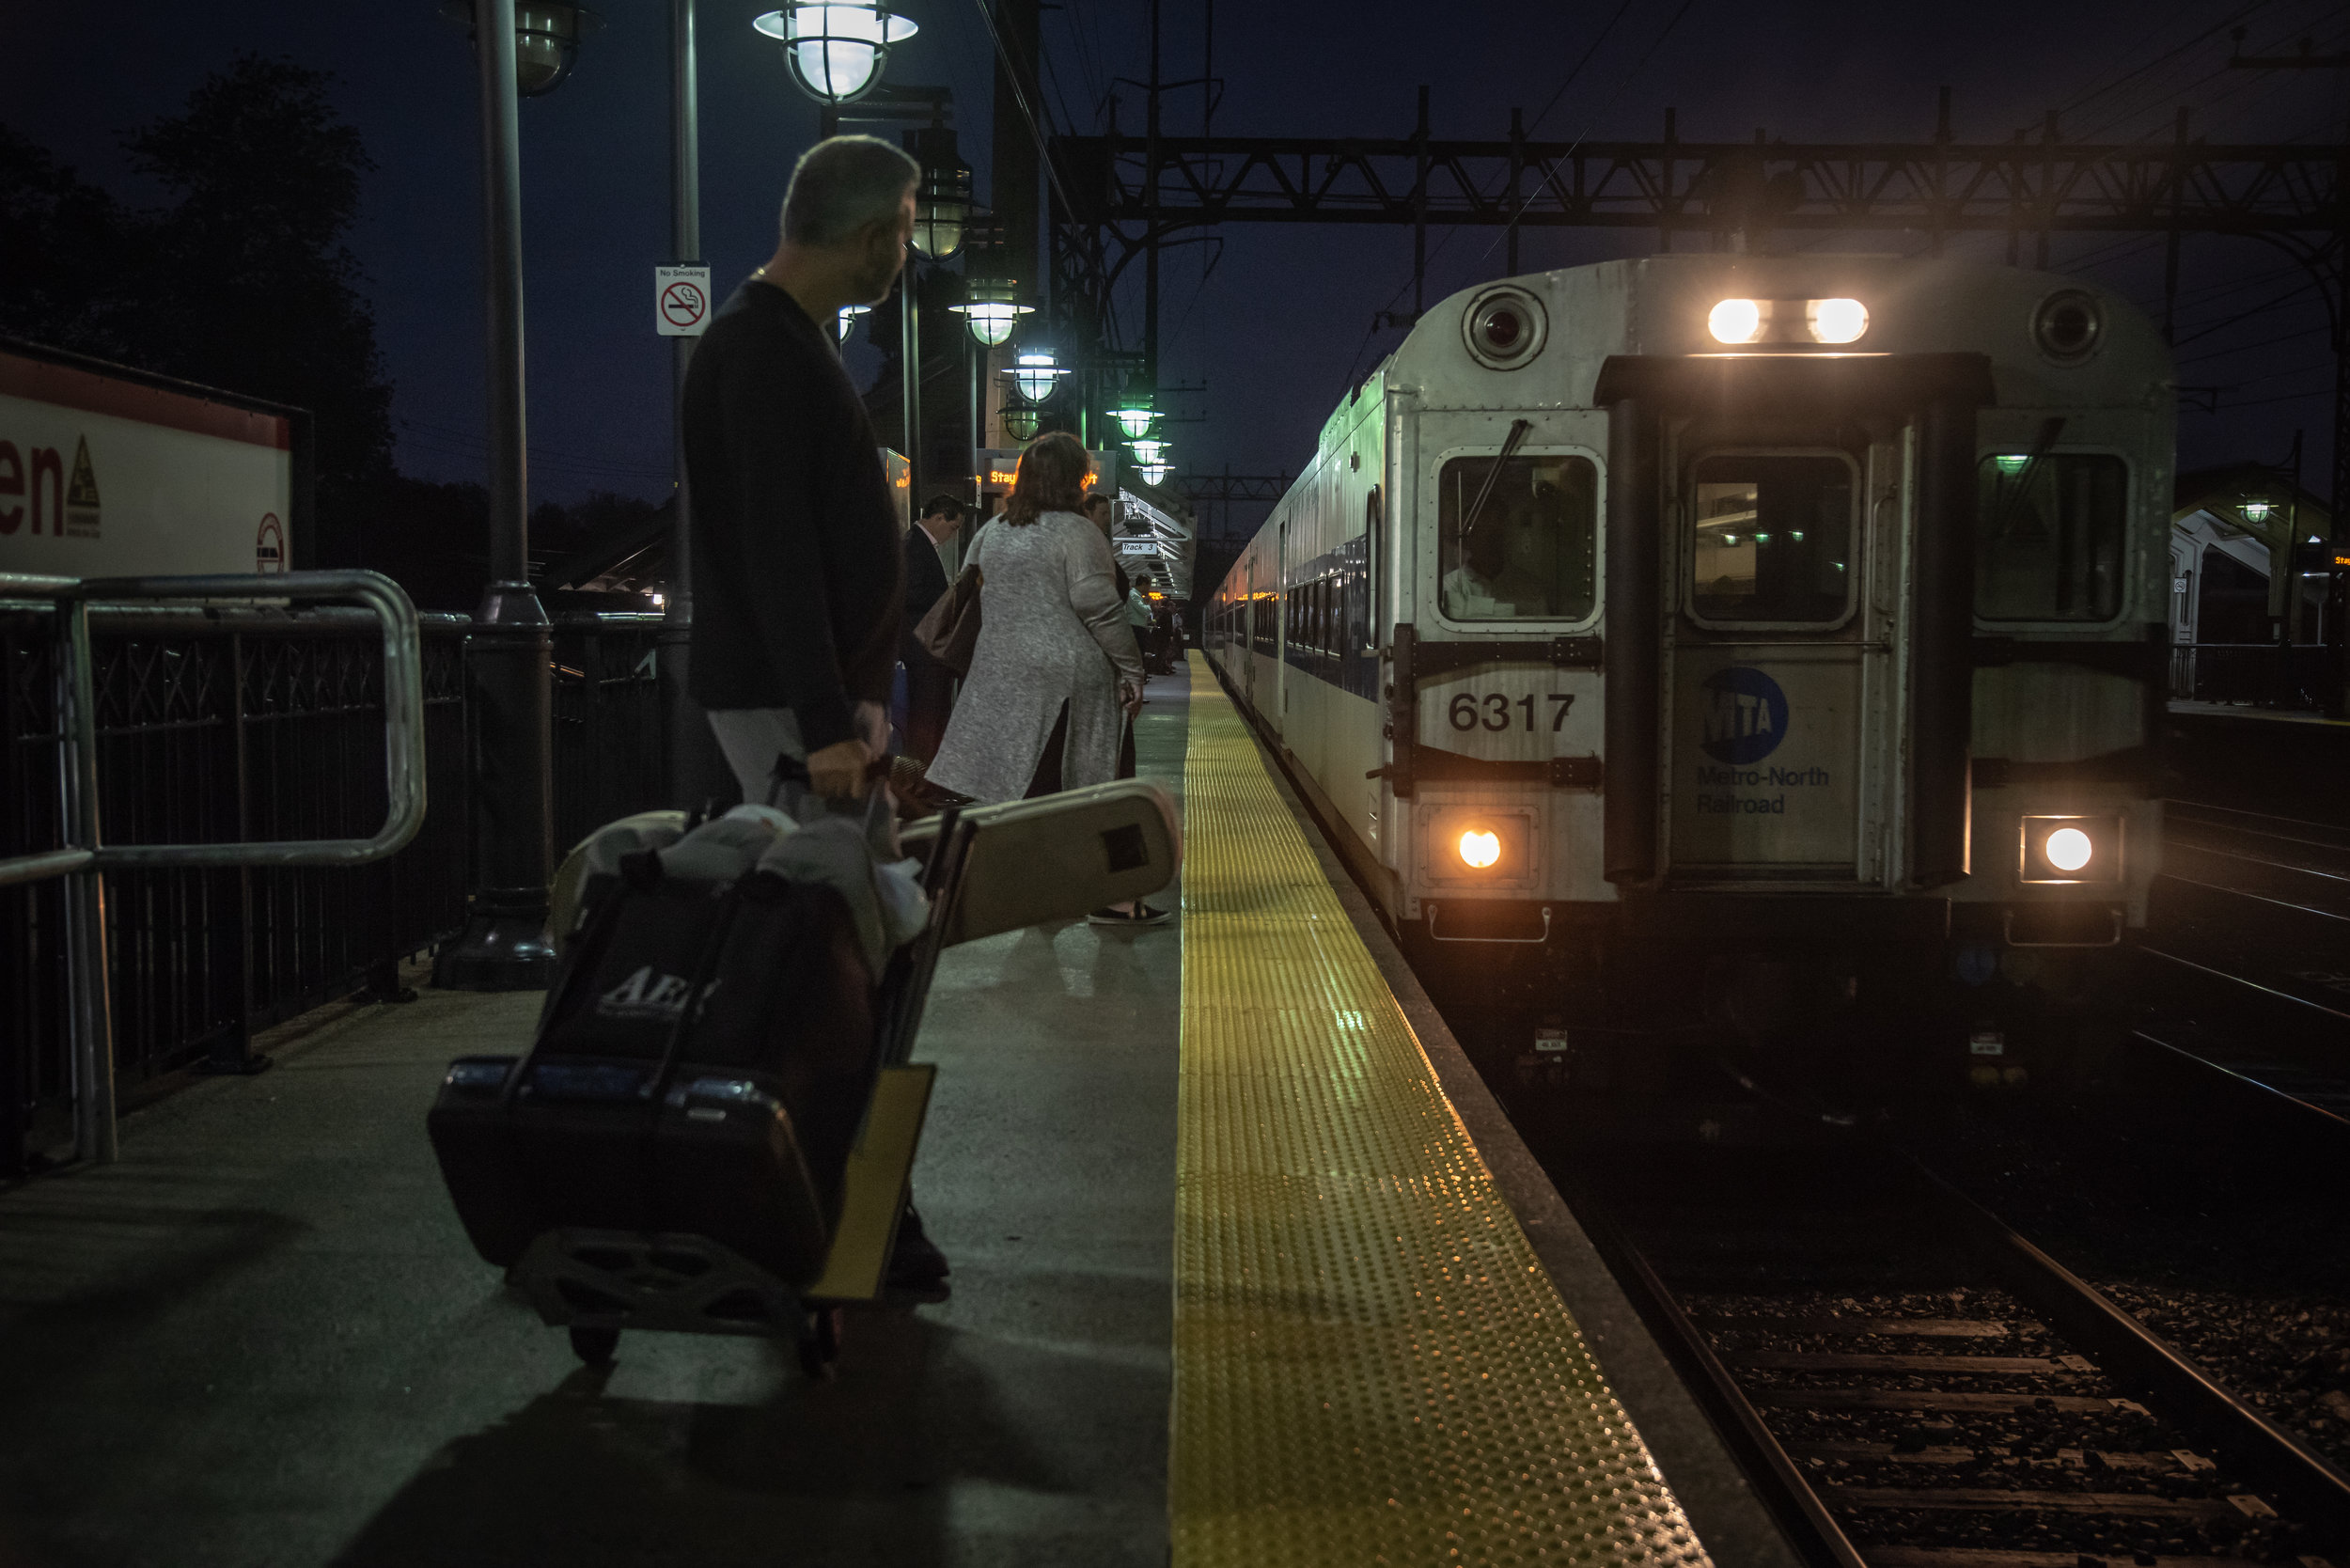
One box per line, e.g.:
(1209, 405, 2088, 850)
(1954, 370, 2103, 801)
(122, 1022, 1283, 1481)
(1556, 1138, 2350, 1568)
(2127, 802, 2350, 1136)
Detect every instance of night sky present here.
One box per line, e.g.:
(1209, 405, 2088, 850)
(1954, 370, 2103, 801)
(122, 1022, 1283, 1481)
(10, 0, 2347, 522)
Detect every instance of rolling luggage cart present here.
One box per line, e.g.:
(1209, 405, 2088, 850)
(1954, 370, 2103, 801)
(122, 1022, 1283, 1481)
(431, 779, 1182, 1374)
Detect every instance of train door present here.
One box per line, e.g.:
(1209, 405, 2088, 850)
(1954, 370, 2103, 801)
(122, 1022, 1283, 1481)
(1664, 435, 1897, 886)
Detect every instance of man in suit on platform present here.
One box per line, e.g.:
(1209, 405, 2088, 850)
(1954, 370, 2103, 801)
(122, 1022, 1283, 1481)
(899, 494, 964, 761)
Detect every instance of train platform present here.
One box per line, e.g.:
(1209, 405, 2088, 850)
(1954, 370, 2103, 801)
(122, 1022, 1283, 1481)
(0, 654, 1793, 1567)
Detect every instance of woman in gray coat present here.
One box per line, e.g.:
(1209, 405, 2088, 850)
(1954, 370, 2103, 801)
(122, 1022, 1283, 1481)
(928, 431, 1149, 816)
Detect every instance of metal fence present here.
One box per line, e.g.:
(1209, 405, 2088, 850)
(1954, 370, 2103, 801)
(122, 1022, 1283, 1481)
(2169, 642, 2342, 711)
(2, 606, 666, 1175)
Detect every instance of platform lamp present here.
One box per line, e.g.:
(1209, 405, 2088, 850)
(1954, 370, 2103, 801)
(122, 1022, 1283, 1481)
(1110, 382, 1156, 442)
(836, 302, 871, 341)
(909, 127, 970, 261)
(439, 2, 603, 94)
(999, 402, 1042, 443)
(1011, 346, 1066, 402)
(1130, 433, 1169, 467)
(752, 2, 917, 134)
(433, 0, 599, 992)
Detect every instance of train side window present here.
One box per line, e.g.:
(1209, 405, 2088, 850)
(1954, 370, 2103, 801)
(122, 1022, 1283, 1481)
(1976, 454, 2128, 622)
(1364, 485, 1383, 648)
(1688, 453, 1856, 626)
(1436, 455, 1597, 621)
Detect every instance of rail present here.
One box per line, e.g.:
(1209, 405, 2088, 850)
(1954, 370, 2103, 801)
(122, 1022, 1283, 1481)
(0, 571, 426, 1166)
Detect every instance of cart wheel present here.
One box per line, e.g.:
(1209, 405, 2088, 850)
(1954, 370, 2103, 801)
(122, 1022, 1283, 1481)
(796, 1308, 842, 1380)
(569, 1325, 619, 1365)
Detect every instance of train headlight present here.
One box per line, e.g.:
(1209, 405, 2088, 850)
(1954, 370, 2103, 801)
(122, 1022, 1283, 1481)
(2019, 814, 2123, 885)
(1806, 297, 1869, 344)
(2043, 828, 2092, 872)
(1708, 298, 1763, 344)
(1458, 829, 1501, 870)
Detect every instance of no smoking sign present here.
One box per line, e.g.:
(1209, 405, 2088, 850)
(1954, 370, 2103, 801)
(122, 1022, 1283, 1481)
(655, 265, 711, 337)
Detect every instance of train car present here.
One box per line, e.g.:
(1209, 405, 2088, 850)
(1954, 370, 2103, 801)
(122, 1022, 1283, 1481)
(1206, 255, 2170, 1099)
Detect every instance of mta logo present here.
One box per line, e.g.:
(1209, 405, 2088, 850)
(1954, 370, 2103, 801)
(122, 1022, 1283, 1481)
(1699, 666, 1789, 764)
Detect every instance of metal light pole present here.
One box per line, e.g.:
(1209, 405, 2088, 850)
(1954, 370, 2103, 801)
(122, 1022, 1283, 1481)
(662, 0, 733, 803)
(901, 253, 922, 506)
(437, 0, 556, 991)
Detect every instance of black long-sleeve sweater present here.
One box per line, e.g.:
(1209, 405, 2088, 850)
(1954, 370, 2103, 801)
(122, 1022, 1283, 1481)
(682, 280, 902, 752)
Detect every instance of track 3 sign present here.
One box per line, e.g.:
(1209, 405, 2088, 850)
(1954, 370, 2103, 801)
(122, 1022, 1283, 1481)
(655, 266, 711, 337)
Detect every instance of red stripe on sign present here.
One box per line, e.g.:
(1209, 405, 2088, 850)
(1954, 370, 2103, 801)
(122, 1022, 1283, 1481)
(0, 352, 291, 450)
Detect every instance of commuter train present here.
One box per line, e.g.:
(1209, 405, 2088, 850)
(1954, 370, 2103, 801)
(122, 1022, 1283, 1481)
(1207, 256, 2170, 1096)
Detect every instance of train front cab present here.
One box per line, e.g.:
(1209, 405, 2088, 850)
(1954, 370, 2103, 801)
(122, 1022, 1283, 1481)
(1390, 272, 2167, 1105)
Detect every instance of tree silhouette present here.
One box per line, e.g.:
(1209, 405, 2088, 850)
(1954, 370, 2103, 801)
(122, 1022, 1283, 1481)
(0, 56, 394, 494)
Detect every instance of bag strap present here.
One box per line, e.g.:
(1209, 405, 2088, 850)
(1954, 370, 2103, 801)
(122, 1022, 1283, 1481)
(502, 847, 655, 1108)
(642, 870, 757, 1107)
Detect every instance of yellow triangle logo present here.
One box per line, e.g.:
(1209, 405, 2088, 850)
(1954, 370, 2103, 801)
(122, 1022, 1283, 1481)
(67, 436, 100, 509)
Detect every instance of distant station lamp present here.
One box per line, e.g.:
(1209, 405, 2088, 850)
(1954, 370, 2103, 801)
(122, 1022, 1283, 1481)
(2241, 499, 2275, 524)
(1110, 383, 1155, 441)
(951, 276, 1032, 346)
(909, 128, 971, 260)
(1011, 348, 1065, 402)
(438, 1, 603, 95)
(999, 402, 1042, 442)
(752, 2, 916, 106)
(837, 302, 870, 341)
(1130, 434, 1169, 466)
(1138, 460, 1172, 486)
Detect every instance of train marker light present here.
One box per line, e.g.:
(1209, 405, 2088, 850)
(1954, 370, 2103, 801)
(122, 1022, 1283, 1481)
(1807, 297, 1869, 344)
(1458, 829, 1501, 870)
(1708, 298, 1763, 344)
(2043, 827, 2092, 872)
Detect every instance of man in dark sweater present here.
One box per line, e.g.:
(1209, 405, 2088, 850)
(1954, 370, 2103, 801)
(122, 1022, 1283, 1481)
(684, 136, 917, 803)
(899, 493, 963, 762)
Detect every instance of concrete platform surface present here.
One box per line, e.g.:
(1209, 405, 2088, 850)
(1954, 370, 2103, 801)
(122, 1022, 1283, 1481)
(0, 668, 1192, 1568)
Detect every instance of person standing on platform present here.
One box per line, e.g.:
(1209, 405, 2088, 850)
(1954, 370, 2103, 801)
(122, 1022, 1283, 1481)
(899, 494, 964, 763)
(926, 437, 1152, 839)
(683, 135, 916, 808)
(682, 134, 949, 1289)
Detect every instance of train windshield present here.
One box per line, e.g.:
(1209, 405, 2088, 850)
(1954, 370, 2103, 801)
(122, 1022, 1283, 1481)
(1976, 454, 2128, 621)
(1688, 454, 1856, 625)
(1436, 454, 1598, 621)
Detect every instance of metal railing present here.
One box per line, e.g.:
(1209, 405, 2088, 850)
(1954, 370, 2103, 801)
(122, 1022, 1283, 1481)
(2169, 641, 2342, 710)
(0, 572, 426, 1166)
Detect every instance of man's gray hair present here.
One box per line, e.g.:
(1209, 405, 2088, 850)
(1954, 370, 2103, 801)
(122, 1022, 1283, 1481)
(781, 136, 920, 246)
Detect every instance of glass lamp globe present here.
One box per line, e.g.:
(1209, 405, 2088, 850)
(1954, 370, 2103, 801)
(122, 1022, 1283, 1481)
(1111, 391, 1154, 441)
(1011, 351, 1063, 402)
(999, 404, 1042, 443)
(951, 278, 1032, 346)
(1130, 435, 1168, 465)
(752, 3, 916, 106)
(440, 2, 604, 97)
(910, 130, 972, 260)
(836, 303, 870, 342)
(1139, 462, 1172, 486)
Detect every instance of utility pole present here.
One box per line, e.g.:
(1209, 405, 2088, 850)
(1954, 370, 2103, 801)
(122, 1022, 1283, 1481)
(1144, 0, 1162, 386)
(439, 0, 556, 991)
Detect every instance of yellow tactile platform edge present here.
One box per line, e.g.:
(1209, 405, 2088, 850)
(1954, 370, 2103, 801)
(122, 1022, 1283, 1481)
(1173, 652, 1710, 1568)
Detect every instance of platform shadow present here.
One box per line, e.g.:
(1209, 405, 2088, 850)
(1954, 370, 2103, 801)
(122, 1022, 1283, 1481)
(329, 1309, 1104, 1568)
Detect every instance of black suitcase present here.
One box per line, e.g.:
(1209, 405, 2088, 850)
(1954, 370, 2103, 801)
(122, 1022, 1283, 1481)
(429, 804, 967, 1309)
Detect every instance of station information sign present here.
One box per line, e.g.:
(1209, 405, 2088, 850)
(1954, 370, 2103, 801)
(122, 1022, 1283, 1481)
(975, 447, 1119, 495)
(0, 346, 299, 578)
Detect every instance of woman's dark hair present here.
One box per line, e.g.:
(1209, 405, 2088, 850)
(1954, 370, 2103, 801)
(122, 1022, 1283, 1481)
(1005, 431, 1089, 525)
